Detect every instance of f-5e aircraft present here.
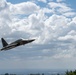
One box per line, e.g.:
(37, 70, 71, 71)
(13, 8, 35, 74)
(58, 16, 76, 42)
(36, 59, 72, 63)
(0, 38, 35, 51)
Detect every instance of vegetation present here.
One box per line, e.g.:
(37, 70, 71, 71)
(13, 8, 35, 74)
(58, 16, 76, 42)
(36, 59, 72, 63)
(3, 70, 76, 75)
(5, 73, 16, 75)
(65, 70, 76, 75)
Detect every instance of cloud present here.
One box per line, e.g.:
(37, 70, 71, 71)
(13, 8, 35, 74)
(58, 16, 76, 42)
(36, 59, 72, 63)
(10, 1, 40, 15)
(0, 0, 76, 69)
(48, 2, 76, 17)
(56, 0, 65, 2)
(0, 0, 12, 38)
(38, 0, 47, 3)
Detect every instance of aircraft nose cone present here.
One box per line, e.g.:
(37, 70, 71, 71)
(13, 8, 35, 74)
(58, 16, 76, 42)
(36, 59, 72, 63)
(30, 39, 35, 42)
(23, 39, 35, 44)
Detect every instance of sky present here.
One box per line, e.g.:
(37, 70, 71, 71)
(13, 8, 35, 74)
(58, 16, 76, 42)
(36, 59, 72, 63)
(0, 0, 76, 73)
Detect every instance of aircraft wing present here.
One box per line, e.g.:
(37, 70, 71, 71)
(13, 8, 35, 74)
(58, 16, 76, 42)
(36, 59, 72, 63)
(8, 43, 19, 47)
(0, 43, 19, 51)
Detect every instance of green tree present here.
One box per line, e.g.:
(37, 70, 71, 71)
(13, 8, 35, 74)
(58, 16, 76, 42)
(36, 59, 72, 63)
(65, 70, 76, 75)
(5, 73, 9, 75)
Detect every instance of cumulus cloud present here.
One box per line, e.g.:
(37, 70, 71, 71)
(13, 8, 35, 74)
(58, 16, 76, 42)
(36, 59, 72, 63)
(38, 0, 47, 3)
(56, 0, 65, 2)
(10, 2, 40, 15)
(0, 0, 12, 38)
(0, 0, 76, 69)
(48, 2, 76, 17)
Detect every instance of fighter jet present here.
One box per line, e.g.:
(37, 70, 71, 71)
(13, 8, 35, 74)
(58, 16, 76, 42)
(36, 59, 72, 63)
(0, 38, 35, 51)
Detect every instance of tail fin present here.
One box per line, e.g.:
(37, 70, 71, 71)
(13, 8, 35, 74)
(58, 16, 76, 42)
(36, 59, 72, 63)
(1, 38, 8, 47)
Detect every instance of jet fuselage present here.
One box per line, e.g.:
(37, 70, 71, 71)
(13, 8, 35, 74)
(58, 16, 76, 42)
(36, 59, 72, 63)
(0, 38, 35, 51)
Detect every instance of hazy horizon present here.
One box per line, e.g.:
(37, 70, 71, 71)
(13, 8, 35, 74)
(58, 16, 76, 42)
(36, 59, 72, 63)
(0, 68, 67, 74)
